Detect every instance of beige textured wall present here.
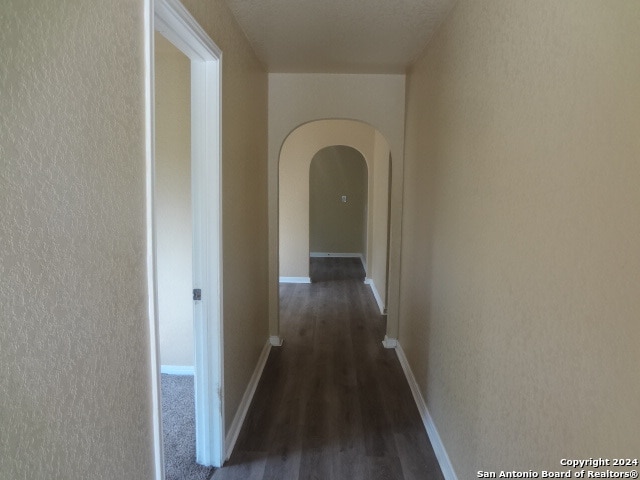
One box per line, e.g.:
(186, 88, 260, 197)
(268, 73, 405, 336)
(181, 0, 269, 432)
(155, 34, 194, 367)
(370, 131, 390, 308)
(400, 1, 640, 478)
(310, 146, 368, 255)
(0, 1, 153, 478)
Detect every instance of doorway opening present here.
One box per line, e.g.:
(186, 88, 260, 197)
(155, 31, 215, 479)
(309, 145, 368, 283)
(155, 32, 193, 377)
(146, 0, 224, 477)
(277, 119, 392, 323)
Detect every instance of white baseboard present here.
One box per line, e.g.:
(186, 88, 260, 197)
(224, 339, 271, 459)
(279, 276, 311, 283)
(395, 342, 458, 480)
(160, 365, 195, 375)
(269, 335, 283, 347)
(381, 335, 397, 349)
(364, 278, 385, 314)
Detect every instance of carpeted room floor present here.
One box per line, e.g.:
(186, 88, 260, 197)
(161, 374, 215, 480)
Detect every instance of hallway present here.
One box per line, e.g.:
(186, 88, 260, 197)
(213, 258, 444, 479)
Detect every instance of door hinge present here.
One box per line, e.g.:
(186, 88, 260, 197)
(193, 288, 202, 301)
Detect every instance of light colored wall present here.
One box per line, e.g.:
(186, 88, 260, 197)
(370, 131, 390, 308)
(400, 1, 640, 478)
(0, 1, 153, 478)
(181, 0, 269, 432)
(155, 34, 194, 367)
(1, 1, 269, 476)
(269, 74, 405, 335)
(309, 146, 368, 255)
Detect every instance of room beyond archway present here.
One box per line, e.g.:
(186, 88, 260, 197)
(309, 145, 368, 273)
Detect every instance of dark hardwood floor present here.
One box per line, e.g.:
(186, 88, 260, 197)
(213, 257, 444, 480)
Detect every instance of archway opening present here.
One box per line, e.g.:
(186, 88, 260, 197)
(309, 145, 368, 283)
(277, 119, 390, 318)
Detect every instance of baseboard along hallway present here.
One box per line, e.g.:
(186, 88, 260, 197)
(212, 257, 444, 479)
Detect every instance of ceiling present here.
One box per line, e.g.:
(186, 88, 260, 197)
(224, 0, 457, 74)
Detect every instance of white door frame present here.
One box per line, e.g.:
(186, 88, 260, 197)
(145, 0, 224, 476)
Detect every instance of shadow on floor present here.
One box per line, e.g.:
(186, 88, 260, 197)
(309, 256, 365, 283)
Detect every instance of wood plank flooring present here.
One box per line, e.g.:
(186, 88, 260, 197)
(213, 258, 444, 480)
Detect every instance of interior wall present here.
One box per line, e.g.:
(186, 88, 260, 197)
(269, 73, 405, 336)
(309, 146, 368, 256)
(370, 131, 390, 309)
(0, 1, 153, 478)
(181, 0, 269, 433)
(155, 34, 194, 368)
(400, 1, 640, 478)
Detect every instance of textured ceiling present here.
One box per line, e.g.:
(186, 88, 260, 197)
(224, 0, 457, 73)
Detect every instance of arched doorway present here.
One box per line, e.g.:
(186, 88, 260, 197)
(309, 146, 368, 281)
(277, 119, 391, 319)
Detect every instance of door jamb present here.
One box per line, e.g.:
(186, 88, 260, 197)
(146, 0, 224, 476)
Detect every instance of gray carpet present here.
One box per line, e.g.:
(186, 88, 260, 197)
(161, 374, 215, 480)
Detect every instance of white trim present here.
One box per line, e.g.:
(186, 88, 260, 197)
(395, 343, 458, 480)
(224, 340, 272, 459)
(191, 53, 224, 469)
(154, 0, 222, 60)
(269, 335, 284, 347)
(153, 0, 224, 469)
(364, 278, 385, 315)
(144, 1, 164, 479)
(160, 365, 195, 375)
(381, 335, 397, 349)
(279, 276, 311, 284)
